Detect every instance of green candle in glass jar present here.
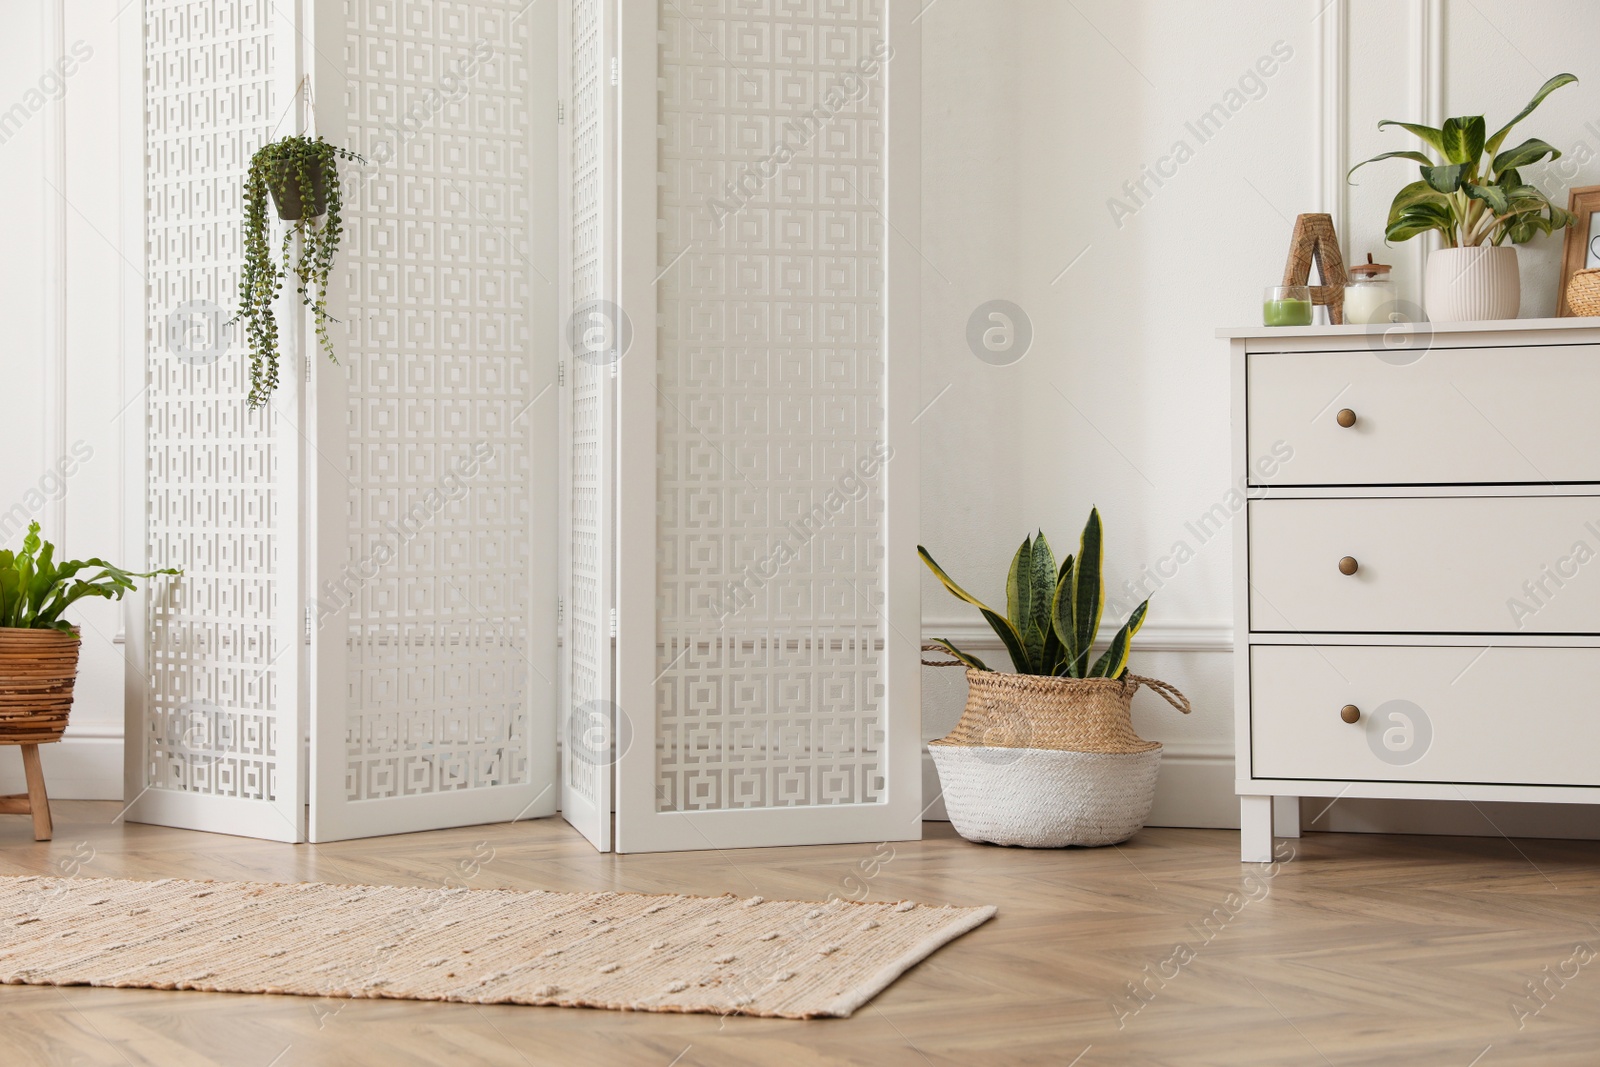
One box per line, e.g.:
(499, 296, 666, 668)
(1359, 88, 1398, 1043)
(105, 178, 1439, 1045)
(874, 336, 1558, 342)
(1263, 286, 1313, 327)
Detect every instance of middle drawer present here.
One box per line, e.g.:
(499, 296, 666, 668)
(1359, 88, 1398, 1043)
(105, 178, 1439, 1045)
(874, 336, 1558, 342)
(1250, 496, 1600, 634)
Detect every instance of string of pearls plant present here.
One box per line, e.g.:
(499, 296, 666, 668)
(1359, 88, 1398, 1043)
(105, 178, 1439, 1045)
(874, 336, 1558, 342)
(235, 135, 363, 409)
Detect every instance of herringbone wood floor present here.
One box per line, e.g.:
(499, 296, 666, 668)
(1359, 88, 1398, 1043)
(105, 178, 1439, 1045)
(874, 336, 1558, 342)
(0, 802, 1596, 1065)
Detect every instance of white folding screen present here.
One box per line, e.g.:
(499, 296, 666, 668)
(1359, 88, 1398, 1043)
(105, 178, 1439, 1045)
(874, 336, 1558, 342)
(127, 0, 305, 842)
(306, 0, 558, 841)
(131, 0, 915, 853)
(130, 0, 557, 843)
(556, 0, 618, 852)
(611, 0, 923, 852)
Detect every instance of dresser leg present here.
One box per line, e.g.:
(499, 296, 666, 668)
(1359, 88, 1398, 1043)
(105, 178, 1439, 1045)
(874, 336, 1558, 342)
(1240, 796, 1273, 862)
(1273, 795, 1301, 839)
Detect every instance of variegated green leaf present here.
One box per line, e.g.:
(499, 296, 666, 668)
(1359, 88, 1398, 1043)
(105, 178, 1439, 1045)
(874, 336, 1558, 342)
(1485, 73, 1577, 158)
(1089, 600, 1148, 679)
(1375, 119, 1447, 155)
(1046, 554, 1074, 674)
(1491, 137, 1561, 173)
(1386, 180, 1449, 225)
(1005, 534, 1038, 668)
(1348, 149, 1436, 182)
(1068, 509, 1105, 678)
(920, 544, 1031, 673)
(1029, 532, 1056, 674)
(927, 637, 989, 672)
(1422, 162, 1467, 194)
(1464, 181, 1510, 214)
(1440, 115, 1485, 166)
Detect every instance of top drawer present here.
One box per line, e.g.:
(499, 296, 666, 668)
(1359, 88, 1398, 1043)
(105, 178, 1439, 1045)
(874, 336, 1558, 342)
(1247, 345, 1600, 486)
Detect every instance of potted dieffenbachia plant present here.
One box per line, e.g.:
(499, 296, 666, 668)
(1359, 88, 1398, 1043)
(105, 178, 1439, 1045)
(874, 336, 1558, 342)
(236, 135, 363, 408)
(1348, 73, 1578, 322)
(917, 509, 1190, 849)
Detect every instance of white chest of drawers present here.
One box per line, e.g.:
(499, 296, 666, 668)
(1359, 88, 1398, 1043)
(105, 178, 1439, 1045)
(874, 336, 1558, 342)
(1222, 318, 1600, 862)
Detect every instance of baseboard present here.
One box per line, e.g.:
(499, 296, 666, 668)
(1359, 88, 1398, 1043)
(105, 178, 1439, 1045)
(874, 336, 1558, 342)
(0, 727, 122, 802)
(1305, 797, 1600, 841)
(1144, 745, 1239, 828)
(922, 745, 1600, 840)
(52, 689, 1600, 841)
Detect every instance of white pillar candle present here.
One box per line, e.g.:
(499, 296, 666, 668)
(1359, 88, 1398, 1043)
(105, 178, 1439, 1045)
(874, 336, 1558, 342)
(1344, 283, 1396, 325)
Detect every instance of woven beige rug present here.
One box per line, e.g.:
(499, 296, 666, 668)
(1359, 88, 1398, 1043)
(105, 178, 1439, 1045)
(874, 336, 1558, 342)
(0, 876, 995, 1019)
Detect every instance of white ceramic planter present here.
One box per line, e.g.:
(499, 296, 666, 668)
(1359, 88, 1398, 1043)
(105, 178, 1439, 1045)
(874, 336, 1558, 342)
(929, 744, 1163, 848)
(1423, 245, 1520, 322)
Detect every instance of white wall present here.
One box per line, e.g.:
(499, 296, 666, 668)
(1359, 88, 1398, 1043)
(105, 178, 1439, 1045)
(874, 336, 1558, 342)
(9, 0, 1600, 837)
(915, 0, 1600, 832)
(0, 0, 129, 800)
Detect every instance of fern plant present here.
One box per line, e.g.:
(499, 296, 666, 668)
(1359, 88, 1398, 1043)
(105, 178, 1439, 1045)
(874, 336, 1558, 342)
(920, 508, 1148, 679)
(235, 135, 364, 409)
(0, 522, 178, 634)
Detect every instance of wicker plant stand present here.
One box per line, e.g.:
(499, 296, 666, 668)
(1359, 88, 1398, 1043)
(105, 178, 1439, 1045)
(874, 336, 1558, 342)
(0, 627, 80, 841)
(924, 649, 1190, 847)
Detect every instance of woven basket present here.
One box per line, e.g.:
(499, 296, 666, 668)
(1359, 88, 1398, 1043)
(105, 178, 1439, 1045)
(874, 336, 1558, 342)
(930, 746, 1164, 847)
(0, 628, 81, 744)
(1567, 268, 1600, 317)
(925, 652, 1190, 847)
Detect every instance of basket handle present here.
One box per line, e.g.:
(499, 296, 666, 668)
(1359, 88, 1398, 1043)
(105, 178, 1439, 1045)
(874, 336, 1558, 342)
(1127, 674, 1192, 715)
(920, 643, 968, 668)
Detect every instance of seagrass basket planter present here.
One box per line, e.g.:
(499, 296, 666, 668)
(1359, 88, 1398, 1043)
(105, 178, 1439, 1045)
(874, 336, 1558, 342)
(0, 627, 81, 744)
(927, 659, 1190, 848)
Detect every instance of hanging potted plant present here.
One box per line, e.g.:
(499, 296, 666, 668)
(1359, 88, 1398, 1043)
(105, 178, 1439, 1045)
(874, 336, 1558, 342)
(235, 134, 363, 409)
(0, 523, 177, 839)
(1348, 73, 1578, 322)
(920, 509, 1190, 848)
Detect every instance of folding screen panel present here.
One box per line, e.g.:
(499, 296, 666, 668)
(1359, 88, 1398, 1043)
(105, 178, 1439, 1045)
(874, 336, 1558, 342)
(130, 0, 557, 843)
(127, 0, 305, 842)
(613, 0, 922, 852)
(307, 0, 558, 841)
(556, 0, 619, 853)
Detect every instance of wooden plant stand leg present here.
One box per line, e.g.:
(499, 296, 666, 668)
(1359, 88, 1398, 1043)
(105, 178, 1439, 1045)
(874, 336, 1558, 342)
(0, 745, 54, 841)
(22, 745, 51, 841)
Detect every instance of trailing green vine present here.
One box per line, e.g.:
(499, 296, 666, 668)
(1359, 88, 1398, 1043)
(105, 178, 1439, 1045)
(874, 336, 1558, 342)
(236, 135, 364, 409)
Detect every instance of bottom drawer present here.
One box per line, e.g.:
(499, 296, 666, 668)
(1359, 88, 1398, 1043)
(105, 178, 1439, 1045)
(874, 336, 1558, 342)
(1251, 644, 1600, 785)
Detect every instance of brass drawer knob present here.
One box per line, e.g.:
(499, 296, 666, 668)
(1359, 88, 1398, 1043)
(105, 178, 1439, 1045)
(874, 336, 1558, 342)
(1338, 556, 1359, 575)
(1336, 408, 1357, 428)
(1341, 704, 1361, 724)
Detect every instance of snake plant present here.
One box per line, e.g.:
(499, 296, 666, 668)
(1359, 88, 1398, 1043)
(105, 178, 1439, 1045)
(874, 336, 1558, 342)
(0, 522, 178, 634)
(1348, 73, 1578, 247)
(920, 508, 1149, 679)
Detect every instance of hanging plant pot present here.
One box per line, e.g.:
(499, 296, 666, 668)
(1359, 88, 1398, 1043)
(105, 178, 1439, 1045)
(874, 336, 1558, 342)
(267, 160, 329, 221)
(238, 135, 364, 409)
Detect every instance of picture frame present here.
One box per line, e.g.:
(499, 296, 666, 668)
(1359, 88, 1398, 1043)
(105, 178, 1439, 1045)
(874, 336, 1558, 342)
(1557, 184, 1600, 316)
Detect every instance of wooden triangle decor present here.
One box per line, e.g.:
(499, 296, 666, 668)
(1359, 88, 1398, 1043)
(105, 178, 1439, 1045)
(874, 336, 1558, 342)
(1281, 213, 1348, 325)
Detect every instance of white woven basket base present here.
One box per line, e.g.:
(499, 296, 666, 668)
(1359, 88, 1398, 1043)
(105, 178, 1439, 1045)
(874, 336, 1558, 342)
(930, 746, 1162, 848)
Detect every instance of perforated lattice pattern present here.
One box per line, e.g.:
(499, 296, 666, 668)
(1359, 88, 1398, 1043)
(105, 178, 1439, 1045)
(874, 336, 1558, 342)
(655, 0, 888, 811)
(567, 0, 605, 807)
(338, 0, 535, 800)
(143, 0, 284, 802)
